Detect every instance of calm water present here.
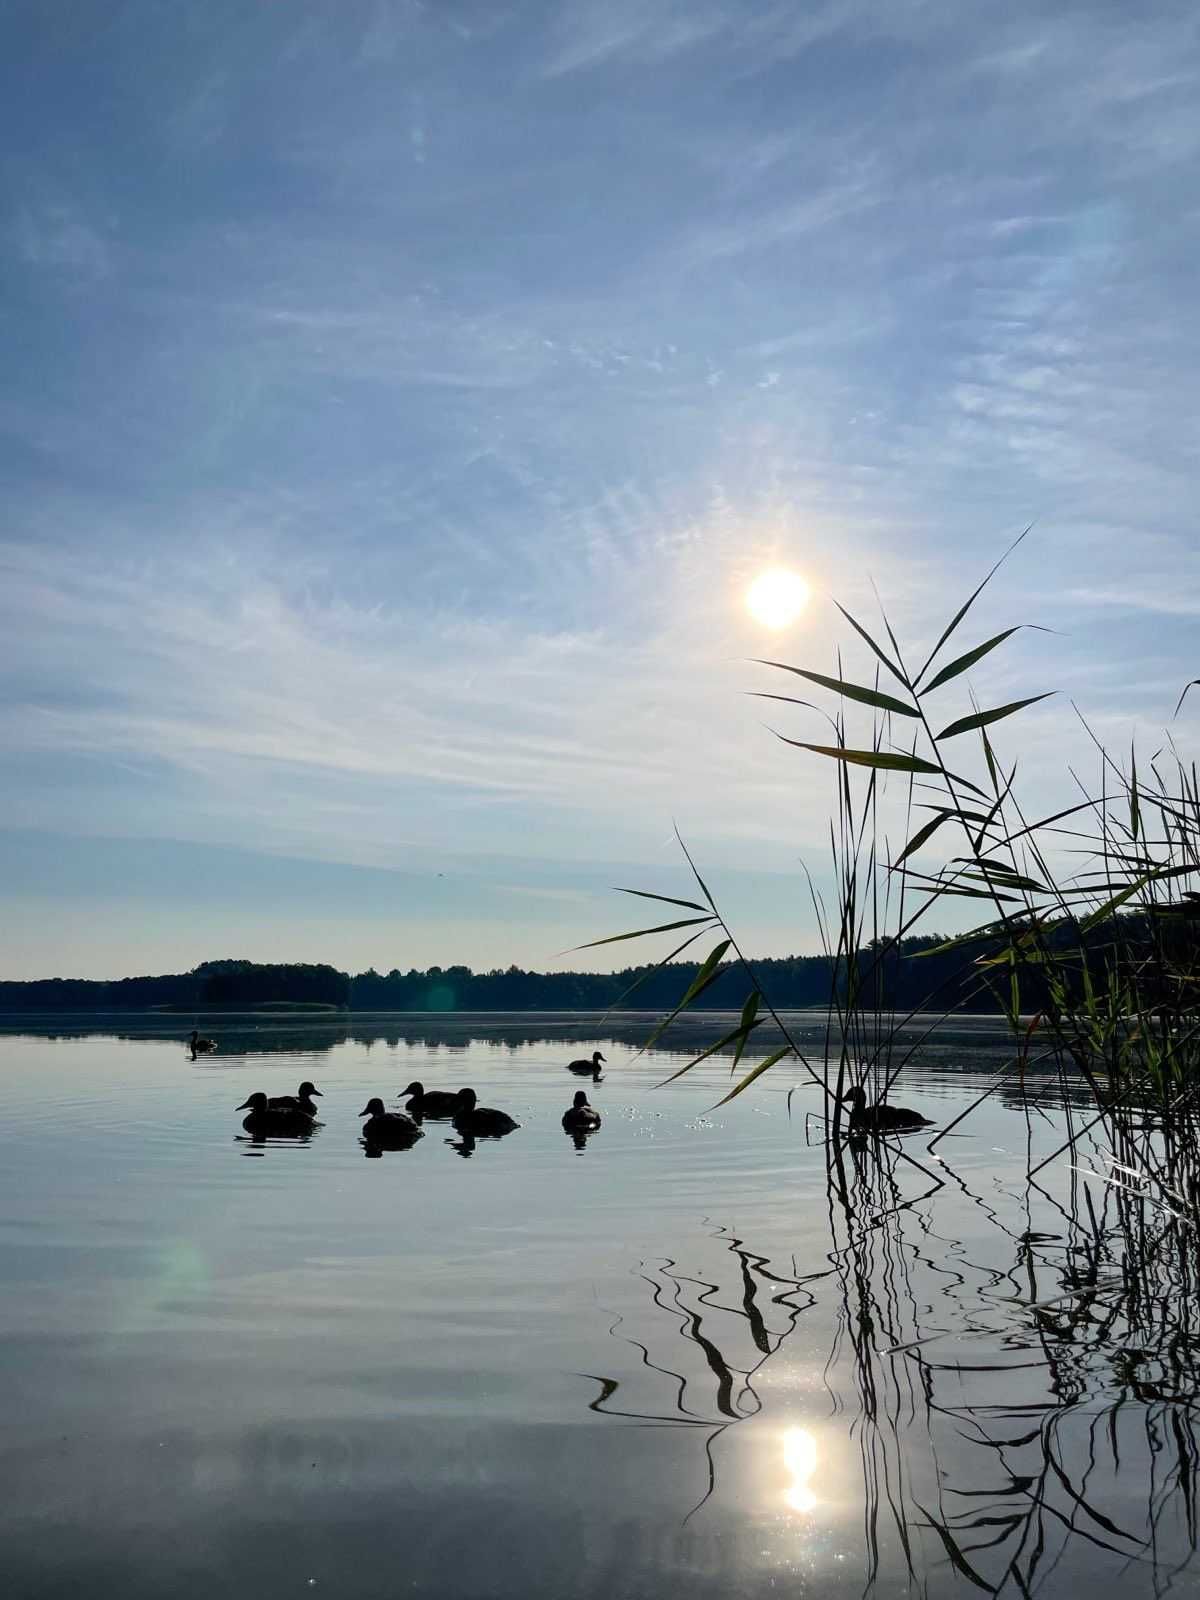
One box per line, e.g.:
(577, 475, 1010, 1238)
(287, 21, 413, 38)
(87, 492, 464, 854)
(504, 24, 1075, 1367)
(0, 1013, 1194, 1598)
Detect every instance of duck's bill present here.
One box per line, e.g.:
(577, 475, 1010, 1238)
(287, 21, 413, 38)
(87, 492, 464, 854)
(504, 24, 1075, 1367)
(310, 1089, 323, 1096)
(235, 1099, 254, 1111)
(358, 1106, 373, 1117)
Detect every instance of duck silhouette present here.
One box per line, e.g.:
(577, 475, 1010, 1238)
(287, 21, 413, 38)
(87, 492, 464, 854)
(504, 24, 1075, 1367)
(359, 1098, 423, 1147)
(567, 1050, 605, 1077)
(190, 1029, 216, 1055)
(268, 1081, 323, 1115)
(452, 1087, 519, 1137)
(841, 1084, 932, 1135)
(399, 1081, 461, 1118)
(562, 1089, 601, 1133)
(236, 1091, 315, 1137)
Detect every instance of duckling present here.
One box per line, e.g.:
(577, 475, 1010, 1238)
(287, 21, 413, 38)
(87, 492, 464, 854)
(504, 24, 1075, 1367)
(269, 1080, 323, 1114)
(453, 1087, 519, 1136)
(190, 1029, 217, 1054)
(359, 1098, 423, 1146)
(399, 1080, 461, 1118)
(567, 1050, 605, 1076)
(841, 1084, 932, 1135)
(236, 1091, 315, 1136)
(562, 1089, 601, 1132)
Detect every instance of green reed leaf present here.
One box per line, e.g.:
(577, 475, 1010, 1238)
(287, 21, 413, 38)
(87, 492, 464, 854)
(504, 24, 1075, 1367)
(936, 693, 1055, 742)
(754, 662, 919, 718)
(713, 1046, 794, 1107)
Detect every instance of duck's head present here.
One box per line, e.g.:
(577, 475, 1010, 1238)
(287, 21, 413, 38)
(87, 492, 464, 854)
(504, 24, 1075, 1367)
(840, 1085, 867, 1109)
(237, 1092, 269, 1113)
(359, 1097, 386, 1118)
(573, 1090, 590, 1108)
(401, 1080, 424, 1098)
(299, 1081, 321, 1098)
(455, 1087, 477, 1111)
(593, 1051, 606, 1064)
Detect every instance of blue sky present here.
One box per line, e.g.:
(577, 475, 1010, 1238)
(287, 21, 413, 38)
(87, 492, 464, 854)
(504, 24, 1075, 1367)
(2, 1, 1199, 980)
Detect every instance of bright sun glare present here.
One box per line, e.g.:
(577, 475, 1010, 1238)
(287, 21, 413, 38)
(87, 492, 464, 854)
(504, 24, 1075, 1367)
(745, 567, 810, 631)
(783, 1427, 818, 1513)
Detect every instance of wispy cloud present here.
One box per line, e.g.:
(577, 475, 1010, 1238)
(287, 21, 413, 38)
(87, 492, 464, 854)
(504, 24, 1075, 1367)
(2, 0, 1198, 973)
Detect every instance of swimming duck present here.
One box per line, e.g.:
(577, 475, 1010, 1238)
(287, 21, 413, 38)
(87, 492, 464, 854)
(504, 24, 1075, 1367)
(567, 1050, 606, 1075)
(452, 1087, 519, 1136)
(190, 1029, 217, 1053)
(236, 1091, 315, 1136)
(269, 1080, 323, 1114)
(359, 1098, 423, 1146)
(400, 1080, 461, 1118)
(841, 1084, 932, 1135)
(562, 1089, 601, 1132)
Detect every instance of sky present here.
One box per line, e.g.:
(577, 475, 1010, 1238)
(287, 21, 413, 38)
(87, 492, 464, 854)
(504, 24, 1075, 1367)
(2, 0, 1199, 981)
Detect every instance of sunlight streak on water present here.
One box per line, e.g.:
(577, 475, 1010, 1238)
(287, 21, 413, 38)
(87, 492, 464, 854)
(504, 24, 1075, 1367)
(782, 1426, 818, 1513)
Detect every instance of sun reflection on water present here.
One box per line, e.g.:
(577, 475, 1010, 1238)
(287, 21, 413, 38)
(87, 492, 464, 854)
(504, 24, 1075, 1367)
(782, 1426, 818, 1513)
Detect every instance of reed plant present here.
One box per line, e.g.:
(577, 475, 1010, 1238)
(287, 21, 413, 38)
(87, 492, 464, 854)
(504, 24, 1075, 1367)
(589, 536, 1200, 1193)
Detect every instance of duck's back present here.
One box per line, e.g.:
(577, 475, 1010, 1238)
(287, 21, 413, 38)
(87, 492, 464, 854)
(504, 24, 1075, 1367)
(458, 1106, 519, 1135)
(363, 1109, 423, 1143)
(562, 1105, 600, 1130)
(408, 1088, 460, 1117)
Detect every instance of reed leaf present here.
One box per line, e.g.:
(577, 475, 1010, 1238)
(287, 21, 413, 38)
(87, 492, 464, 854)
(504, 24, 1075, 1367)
(614, 886, 710, 914)
(713, 1046, 794, 1107)
(922, 627, 1020, 693)
(639, 939, 732, 1053)
(936, 694, 1055, 742)
(572, 915, 714, 951)
(754, 661, 919, 718)
(832, 600, 908, 687)
(655, 1019, 764, 1086)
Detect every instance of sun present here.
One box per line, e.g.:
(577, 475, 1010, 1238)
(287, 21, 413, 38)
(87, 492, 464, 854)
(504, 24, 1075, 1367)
(745, 567, 810, 631)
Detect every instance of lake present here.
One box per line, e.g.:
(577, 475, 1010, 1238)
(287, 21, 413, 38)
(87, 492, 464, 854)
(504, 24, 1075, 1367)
(0, 1012, 1194, 1598)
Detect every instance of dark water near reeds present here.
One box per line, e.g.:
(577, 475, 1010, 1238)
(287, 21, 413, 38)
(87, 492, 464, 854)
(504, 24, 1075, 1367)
(0, 1011, 1195, 1598)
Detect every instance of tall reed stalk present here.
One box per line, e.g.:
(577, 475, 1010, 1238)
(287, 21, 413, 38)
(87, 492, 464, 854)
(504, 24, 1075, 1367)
(588, 540, 1200, 1193)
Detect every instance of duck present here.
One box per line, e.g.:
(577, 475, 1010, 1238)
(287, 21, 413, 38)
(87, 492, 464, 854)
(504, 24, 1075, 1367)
(190, 1029, 217, 1054)
(567, 1050, 606, 1075)
(452, 1087, 519, 1136)
(359, 1098, 423, 1146)
(236, 1091, 315, 1136)
(840, 1084, 932, 1135)
(268, 1080, 323, 1114)
(562, 1089, 601, 1133)
(399, 1080, 461, 1118)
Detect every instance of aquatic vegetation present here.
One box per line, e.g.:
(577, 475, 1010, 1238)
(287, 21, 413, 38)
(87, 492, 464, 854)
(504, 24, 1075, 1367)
(591, 531, 1200, 1184)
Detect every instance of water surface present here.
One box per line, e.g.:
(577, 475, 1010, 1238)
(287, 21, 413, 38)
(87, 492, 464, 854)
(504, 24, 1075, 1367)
(0, 1013, 1193, 1597)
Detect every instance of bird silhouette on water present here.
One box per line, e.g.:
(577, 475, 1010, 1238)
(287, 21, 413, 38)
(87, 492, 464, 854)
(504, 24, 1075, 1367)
(359, 1098, 423, 1147)
(567, 1050, 605, 1078)
(453, 1087, 519, 1136)
(237, 1091, 316, 1138)
(400, 1081, 461, 1118)
(562, 1089, 601, 1133)
(841, 1084, 932, 1135)
(269, 1081, 323, 1114)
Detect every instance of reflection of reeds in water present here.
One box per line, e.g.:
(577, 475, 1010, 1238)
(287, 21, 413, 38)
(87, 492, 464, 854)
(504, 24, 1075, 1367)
(583, 1136, 1200, 1591)
(826, 1135, 1200, 1594)
(580, 1221, 831, 1522)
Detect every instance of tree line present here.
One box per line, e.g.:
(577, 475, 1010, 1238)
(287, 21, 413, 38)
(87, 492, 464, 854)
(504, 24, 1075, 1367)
(0, 914, 1189, 1014)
